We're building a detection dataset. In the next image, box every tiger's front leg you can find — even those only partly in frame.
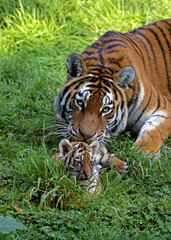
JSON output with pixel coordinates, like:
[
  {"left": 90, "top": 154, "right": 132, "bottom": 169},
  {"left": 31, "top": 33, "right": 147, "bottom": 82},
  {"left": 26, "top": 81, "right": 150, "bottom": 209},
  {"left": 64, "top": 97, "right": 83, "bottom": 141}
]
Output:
[
  {"left": 134, "top": 111, "right": 171, "bottom": 154},
  {"left": 96, "top": 153, "right": 128, "bottom": 174}
]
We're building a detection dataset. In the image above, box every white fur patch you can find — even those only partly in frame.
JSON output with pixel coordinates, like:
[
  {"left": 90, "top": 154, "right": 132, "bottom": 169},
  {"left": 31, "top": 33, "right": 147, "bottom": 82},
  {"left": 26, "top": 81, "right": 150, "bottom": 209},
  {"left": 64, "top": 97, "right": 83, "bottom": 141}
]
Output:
[
  {"left": 102, "top": 88, "right": 113, "bottom": 106},
  {"left": 78, "top": 83, "right": 91, "bottom": 96},
  {"left": 93, "top": 165, "right": 102, "bottom": 180},
  {"left": 128, "top": 83, "right": 145, "bottom": 127},
  {"left": 136, "top": 110, "right": 167, "bottom": 141}
]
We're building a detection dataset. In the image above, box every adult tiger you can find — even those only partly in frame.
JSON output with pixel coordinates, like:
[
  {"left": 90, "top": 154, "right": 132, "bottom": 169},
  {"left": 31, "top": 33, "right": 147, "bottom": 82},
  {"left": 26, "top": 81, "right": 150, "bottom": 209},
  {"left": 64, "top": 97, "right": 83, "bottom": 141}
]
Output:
[{"left": 55, "top": 19, "right": 171, "bottom": 155}]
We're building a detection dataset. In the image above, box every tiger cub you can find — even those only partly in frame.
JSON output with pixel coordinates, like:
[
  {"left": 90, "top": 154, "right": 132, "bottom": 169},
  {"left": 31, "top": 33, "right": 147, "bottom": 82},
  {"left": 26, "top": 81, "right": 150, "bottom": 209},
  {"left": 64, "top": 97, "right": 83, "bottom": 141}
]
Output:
[{"left": 57, "top": 139, "right": 128, "bottom": 194}]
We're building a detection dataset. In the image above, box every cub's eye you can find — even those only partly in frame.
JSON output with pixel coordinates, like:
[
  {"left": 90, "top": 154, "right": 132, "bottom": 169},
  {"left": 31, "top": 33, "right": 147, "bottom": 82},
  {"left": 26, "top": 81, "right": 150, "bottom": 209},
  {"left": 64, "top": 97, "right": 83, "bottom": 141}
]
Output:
[
  {"left": 76, "top": 99, "right": 84, "bottom": 106},
  {"left": 90, "top": 160, "right": 95, "bottom": 166},
  {"left": 102, "top": 107, "right": 110, "bottom": 113},
  {"left": 74, "top": 156, "right": 82, "bottom": 165},
  {"left": 75, "top": 158, "right": 82, "bottom": 165}
]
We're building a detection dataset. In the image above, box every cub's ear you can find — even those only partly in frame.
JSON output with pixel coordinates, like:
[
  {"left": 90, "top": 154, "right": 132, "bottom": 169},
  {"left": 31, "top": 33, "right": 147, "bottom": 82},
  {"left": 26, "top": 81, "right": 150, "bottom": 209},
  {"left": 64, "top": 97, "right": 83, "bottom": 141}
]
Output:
[
  {"left": 89, "top": 140, "right": 100, "bottom": 155},
  {"left": 66, "top": 53, "right": 87, "bottom": 80},
  {"left": 59, "top": 139, "right": 72, "bottom": 158},
  {"left": 114, "top": 66, "right": 135, "bottom": 90}
]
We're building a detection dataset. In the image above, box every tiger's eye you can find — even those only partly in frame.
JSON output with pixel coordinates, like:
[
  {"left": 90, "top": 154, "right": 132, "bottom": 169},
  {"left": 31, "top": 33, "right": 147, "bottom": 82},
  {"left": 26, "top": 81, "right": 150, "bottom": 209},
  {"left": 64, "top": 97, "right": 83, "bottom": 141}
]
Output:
[
  {"left": 77, "top": 100, "right": 84, "bottom": 106},
  {"left": 102, "top": 107, "right": 110, "bottom": 112}
]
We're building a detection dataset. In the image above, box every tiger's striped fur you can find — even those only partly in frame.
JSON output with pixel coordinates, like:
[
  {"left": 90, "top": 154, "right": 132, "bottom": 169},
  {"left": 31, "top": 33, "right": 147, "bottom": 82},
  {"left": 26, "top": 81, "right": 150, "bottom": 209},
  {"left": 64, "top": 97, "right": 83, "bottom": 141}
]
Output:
[
  {"left": 55, "top": 19, "right": 171, "bottom": 155},
  {"left": 57, "top": 139, "right": 127, "bottom": 194}
]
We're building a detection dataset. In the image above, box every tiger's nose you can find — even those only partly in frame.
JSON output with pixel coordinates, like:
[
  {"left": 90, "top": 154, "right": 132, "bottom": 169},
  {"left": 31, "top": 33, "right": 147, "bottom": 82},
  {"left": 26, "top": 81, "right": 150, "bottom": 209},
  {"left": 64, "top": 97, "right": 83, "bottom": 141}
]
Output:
[{"left": 79, "top": 128, "right": 94, "bottom": 140}]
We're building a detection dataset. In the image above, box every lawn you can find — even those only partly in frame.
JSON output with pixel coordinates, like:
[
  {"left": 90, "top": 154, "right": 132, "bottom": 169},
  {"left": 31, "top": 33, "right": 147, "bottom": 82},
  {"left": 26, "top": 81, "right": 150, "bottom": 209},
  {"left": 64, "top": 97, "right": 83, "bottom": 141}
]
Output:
[{"left": 0, "top": 0, "right": 171, "bottom": 239}]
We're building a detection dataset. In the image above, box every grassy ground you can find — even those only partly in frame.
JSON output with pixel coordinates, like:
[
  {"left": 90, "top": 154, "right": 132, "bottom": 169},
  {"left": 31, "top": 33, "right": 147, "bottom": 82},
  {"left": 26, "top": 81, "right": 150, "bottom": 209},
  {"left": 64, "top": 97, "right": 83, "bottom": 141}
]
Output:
[{"left": 0, "top": 0, "right": 171, "bottom": 239}]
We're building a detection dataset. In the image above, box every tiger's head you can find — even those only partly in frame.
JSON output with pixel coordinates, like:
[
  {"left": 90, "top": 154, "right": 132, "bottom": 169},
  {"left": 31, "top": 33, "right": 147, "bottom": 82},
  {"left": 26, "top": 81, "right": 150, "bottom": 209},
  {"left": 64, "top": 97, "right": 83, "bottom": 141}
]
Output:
[
  {"left": 55, "top": 53, "right": 135, "bottom": 143},
  {"left": 59, "top": 139, "right": 101, "bottom": 181}
]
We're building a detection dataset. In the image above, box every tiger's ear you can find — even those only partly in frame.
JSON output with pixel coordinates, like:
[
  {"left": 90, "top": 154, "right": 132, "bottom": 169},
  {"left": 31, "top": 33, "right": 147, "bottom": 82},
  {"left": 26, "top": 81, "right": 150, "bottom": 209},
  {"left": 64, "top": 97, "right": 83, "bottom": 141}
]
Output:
[
  {"left": 89, "top": 141, "right": 100, "bottom": 155},
  {"left": 66, "top": 53, "right": 87, "bottom": 80},
  {"left": 59, "top": 139, "right": 72, "bottom": 158},
  {"left": 114, "top": 66, "right": 135, "bottom": 90}
]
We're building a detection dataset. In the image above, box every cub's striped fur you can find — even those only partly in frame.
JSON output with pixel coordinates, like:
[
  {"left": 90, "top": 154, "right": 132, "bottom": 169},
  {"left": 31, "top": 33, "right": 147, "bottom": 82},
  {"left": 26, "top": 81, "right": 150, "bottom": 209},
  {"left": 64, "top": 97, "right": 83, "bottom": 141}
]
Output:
[
  {"left": 55, "top": 19, "right": 171, "bottom": 155},
  {"left": 57, "top": 139, "right": 127, "bottom": 194}
]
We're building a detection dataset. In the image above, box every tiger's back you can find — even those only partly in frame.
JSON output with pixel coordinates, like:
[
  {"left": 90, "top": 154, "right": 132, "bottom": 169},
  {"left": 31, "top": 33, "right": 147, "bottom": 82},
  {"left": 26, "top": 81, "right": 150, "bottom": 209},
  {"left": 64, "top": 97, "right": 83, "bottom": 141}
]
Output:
[
  {"left": 127, "top": 19, "right": 171, "bottom": 100},
  {"left": 82, "top": 19, "right": 171, "bottom": 100}
]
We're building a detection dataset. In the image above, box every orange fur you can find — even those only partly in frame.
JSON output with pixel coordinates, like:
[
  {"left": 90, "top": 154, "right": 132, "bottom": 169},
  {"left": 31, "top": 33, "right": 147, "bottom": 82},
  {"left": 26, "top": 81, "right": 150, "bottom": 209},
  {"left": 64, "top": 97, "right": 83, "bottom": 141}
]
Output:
[{"left": 55, "top": 19, "right": 171, "bottom": 155}]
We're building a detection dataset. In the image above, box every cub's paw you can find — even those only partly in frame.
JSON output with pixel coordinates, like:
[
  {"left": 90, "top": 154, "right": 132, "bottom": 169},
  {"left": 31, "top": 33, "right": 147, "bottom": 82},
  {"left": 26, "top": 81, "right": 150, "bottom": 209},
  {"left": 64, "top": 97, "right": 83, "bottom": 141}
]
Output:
[
  {"left": 111, "top": 155, "right": 128, "bottom": 174},
  {"left": 115, "top": 161, "right": 128, "bottom": 174},
  {"left": 120, "top": 161, "right": 128, "bottom": 174}
]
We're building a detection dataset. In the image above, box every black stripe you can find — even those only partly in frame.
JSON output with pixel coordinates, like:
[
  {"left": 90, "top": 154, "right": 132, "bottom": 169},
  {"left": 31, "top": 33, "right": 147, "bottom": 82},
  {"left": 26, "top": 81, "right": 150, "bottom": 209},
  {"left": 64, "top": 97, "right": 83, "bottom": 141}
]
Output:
[
  {"left": 102, "top": 74, "right": 113, "bottom": 79},
  {"left": 127, "top": 32, "right": 152, "bottom": 70},
  {"left": 98, "top": 49, "right": 104, "bottom": 65},
  {"left": 150, "top": 80, "right": 161, "bottom": 114},
  {"left": 106, "top": 49, "right": 120, "bottom": 54},
  {"left": 124, "top": 33, "right": 145, "bottom": 64},
  {"left": 108, "top": 119, "right": 117, "bottom": 128},
  {"left": 86, "top": 83, "right": 98, "bottom": 88},
  {"left": 105, "top": 43, "right": 127, "bottom": 50},
  {"left": 115, "top": 104, "right": 120, "bottom": 119},
  {"left": 107, "top": 115, "right": 115, "bottom": 121},
  {"left": 74, "top": 80, "right": 86, "bottom": 90},
  {"left": 83, "top": 50, "right": 95, "bottom": 55},
  {"left": 85, "top": 56, "right": 98, "bottom": 61},
  {"left": 154, "top": 22, "right": 171, "bottom": 52},
  {"left": 134, "top": 90, "right": 152, "bottom": 125},
  {"left": 150, "top": 114, "right": 168, "bottom": 119},
  {"left": 128, "top": 80, "right": 141, "bottom": 111},
  {"left": 111, "top": 119, "right": 122, "bottom": 134},
  {"left": 132, "top": 29, "right": 159, "bottom": 76},
  {"left": 61, "top": 106, "right": 67, "bottom": 119},
  {"left": 106, "top": 156, "right": 110, "bottom": 167},
  {"left": 153, "top": 23, "right": 171, "bottom": 92},
  {"left": 103, "top": 86, "right": 111, "bottom": 93},
  {"left": 89, "top": 78, "right": 99, "bottom": 83},
  {"left": 101, "top": 31, "right": 119, "bottom": 38},
  {"left": 112, "top": 88, "right": 118, "bottom": 101},
  {"left": 156, "top": 90, "right": 161, "bottom": 110},
  {"left": 127, "top": 89, "right": 135, "bottom": 108},
  {"left": 63, "top": 78, "right": 91, "bottom": 96},
  {"left": 121, "top": 100, "right": 124, "bottom": 110},
  {"left": 103, "top": 38, "right": 127, "bottom": 45},
  {"left": 86, "top": 64, "right": 115, "bottom": 72},
  {"left": 161, "top": 20, "right": 171, "bottom": 30},
  {"left": 108, "top": 57, "right": 123, "bottom": 68},
  {"left": 90, "top": 44, "right": 102, "bottom": 50},
  {"left": 61, "top": 92, "right": 71, "bottom": 118},
  {"left": 145, "top": 27, "right": 170, "bottom": 92},
  {"left": 62, "top": 85, "right": 72, "bottom": 100},
  {"left": 99, "top": 153, "right": 104, "bottom": 164},
  {"left": 63, "top": 92, "right": 71, "bottom": 106},
  {"left": 103, "top": 79, "right": 113, "bottom": 88},
  {"left": 80, "top": 89, "right": 93, "bottom": 96}
]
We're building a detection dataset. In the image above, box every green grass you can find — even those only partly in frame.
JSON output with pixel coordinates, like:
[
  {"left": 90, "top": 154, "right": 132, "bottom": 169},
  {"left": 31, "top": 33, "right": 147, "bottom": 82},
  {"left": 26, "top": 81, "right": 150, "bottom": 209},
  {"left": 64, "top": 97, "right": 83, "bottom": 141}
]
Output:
[{"left": 0, "top": 0, "right": 171, "bottom": 239}]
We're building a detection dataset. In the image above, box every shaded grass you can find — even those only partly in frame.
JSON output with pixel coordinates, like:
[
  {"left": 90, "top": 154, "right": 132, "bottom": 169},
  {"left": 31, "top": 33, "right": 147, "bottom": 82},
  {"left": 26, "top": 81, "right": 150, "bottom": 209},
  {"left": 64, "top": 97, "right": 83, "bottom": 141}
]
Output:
[{"left": 0, "top": 0, "right": 171, "bottom": 239}]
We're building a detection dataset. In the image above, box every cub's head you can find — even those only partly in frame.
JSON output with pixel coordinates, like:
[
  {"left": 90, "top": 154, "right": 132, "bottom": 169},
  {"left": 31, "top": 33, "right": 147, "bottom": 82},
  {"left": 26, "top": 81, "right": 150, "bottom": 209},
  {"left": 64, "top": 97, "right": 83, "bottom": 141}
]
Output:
[
  {"left": 59, "top": 139, "right": 101, "bottom": 180},
  {"left": 55, "top": 53, "right": 135, "bottom": 142}
]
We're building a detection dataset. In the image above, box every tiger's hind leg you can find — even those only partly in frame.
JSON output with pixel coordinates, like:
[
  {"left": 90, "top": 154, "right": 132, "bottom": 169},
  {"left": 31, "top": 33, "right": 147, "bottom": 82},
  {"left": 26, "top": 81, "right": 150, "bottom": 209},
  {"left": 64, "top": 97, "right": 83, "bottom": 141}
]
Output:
[{"left": 134, "top": 110, "right": 171, "bottom": 154}]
